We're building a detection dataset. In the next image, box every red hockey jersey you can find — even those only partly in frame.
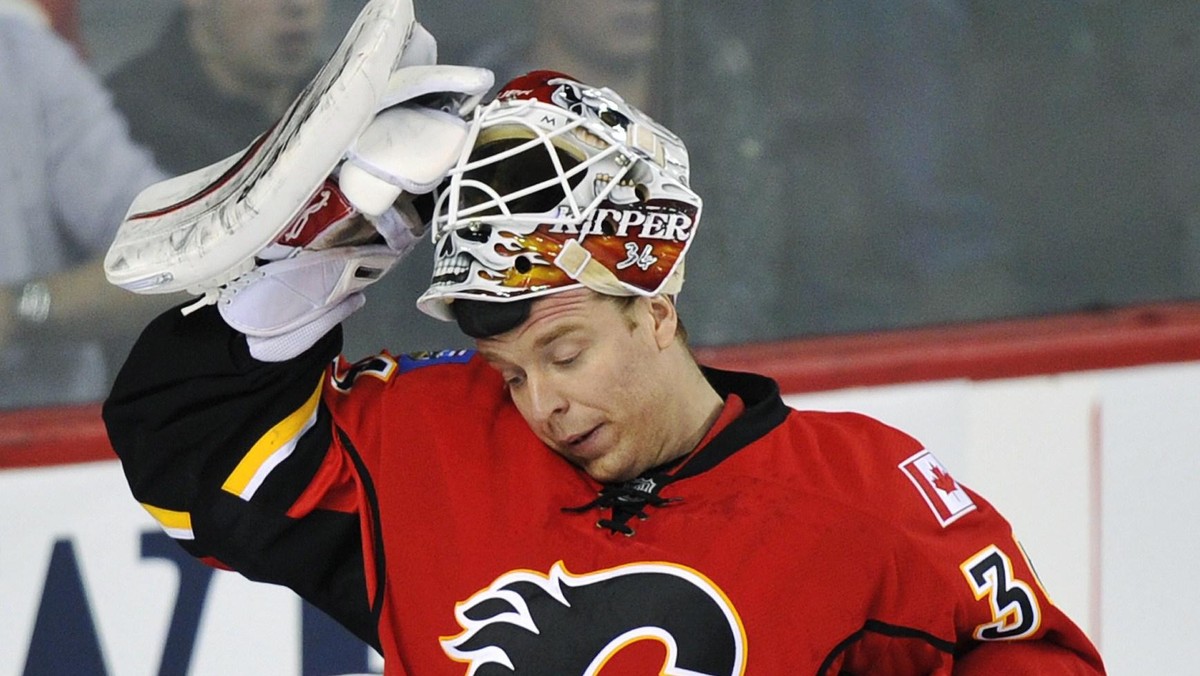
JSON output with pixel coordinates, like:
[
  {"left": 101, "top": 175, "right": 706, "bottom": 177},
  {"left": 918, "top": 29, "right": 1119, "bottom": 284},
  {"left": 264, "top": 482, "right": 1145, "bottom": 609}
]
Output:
[{"left": 103, "top": 306, "right": 1104, "bottom": 674}]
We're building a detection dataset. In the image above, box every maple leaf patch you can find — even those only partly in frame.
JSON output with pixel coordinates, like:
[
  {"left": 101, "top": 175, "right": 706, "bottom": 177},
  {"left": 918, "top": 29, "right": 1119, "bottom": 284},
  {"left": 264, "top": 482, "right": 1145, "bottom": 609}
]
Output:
[
  {"left": 899, "top": 450, "right": 976, "bottom": 527},
  {"left": 931, "top": 466, "right": 958, "bottom": 494}
]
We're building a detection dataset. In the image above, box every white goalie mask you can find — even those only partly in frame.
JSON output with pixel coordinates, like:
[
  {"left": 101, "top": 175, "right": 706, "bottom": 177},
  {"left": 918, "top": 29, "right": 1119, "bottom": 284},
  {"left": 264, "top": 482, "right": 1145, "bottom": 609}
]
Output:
[{"left": 416, "top": 70, "right": 703, "bottom": 325}]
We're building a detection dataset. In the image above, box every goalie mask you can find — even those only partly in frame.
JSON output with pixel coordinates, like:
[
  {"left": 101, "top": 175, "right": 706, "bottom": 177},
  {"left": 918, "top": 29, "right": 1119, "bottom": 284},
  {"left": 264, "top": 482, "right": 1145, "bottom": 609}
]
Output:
[{"left": 416, "top": 70, "right": 702, "bottom": 335}]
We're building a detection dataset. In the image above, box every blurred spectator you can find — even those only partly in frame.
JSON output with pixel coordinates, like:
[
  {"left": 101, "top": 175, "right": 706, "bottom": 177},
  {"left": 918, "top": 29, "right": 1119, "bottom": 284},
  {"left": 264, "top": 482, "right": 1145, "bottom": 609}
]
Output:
[
  {"left": 453, "top": 0, "right": 799, "bottom": 344},
  {"left": 101, "top": 0, "right": 475, "bottom": 360},
  {"left": 451, "top": 1, "right": 1028, "bottom": 342},
  {"left": 465, "top": 0, "right": 662, "bottom": 111},
  {"left": 101, "top": 0, "right": 468, "bottom": 359},
  {"left": 105, "top": 0, "right": 329, "bottom": 175},
  {"left": 0, "top": 0, "right": 174, "bottom": 409},
  {"left": 100, "top": 0, "right": 477, "bottom": 361}
]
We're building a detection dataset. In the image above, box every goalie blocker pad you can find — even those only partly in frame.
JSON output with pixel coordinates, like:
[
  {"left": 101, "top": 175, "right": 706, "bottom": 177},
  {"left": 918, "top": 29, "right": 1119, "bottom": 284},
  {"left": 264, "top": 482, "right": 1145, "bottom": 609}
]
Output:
[{"left": 103, "top": 0, "right": 416, "bottom": 295}]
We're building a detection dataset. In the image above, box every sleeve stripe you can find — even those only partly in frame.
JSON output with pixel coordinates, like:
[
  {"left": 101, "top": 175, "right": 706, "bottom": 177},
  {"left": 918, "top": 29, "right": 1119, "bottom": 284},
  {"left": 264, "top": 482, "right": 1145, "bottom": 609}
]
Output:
[
  {"left": 222, "top": 380, "right": 323, "bottom": 501},
  {"left": 141, "top": 503, "right": 195, "bottom": 540}
]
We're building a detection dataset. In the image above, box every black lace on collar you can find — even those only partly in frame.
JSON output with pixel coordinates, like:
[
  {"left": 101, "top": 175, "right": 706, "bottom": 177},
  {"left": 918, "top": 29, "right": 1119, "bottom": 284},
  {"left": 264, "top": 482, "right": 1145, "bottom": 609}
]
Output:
[
  {"left": 563, "top": 367, "right": 790, "bottom": 536},
  {"left": 563, "top": 473, "right": 683, "bottom": 536}
]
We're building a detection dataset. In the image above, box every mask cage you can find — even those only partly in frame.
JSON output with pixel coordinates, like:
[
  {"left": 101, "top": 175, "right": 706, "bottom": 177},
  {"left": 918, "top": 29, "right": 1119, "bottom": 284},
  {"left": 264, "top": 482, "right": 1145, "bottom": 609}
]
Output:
[{"left": 431, "top": 99, "right": 638, "bottom": 244}]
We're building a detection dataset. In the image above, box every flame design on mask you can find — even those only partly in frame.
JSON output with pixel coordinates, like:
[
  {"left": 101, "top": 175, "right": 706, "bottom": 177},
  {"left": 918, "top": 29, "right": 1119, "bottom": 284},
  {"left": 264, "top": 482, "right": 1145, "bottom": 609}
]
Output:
[
  {"left": 477, "top": 230, "right": 570, "bottom": 291},
  {"left": 477, "top": 217, "right": 688, "bottom": 293}
]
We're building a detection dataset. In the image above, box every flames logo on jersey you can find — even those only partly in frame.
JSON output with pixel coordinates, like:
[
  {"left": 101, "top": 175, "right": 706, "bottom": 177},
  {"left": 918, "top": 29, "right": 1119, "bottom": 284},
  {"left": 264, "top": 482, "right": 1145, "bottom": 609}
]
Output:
[{"left": 441, "top": 561, "right": 746, "bottom": 675}]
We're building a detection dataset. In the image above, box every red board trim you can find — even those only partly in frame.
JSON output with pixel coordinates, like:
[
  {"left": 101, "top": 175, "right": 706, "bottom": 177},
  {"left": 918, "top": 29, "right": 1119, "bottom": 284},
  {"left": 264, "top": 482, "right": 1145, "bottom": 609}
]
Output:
[
  {"left": 5, "top": 301, "right": 1200, "bottom": 469},
  {"left": 0, "top": 404, "right": 113, "bottom": 469},
  {"left": 694, "top": 301, "right": 1200, "bottom": 393}
]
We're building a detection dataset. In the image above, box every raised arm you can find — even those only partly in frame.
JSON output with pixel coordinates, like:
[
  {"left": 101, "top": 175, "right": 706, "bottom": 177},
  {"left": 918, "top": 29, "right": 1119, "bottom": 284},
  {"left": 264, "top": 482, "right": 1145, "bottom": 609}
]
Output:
[
  {"left": 102, "top": 302, "right": 385, "bottom": 644},
  {"left": 99, "top": 0, "right": 493, "bottom": 647}
]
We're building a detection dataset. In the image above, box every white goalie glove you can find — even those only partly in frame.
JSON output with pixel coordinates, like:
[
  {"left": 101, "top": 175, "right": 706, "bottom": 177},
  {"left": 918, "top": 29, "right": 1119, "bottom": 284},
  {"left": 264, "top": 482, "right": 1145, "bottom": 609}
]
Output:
[{"left": 103, "top": 0, "right": 493, "bottom": 361}]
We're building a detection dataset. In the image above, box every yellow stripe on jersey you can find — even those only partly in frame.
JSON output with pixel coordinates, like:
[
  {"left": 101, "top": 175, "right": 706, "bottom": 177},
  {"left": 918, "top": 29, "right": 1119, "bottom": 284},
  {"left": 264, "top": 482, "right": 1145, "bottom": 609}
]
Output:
[
  {"left": 141, "top": 503, "right": 194, "bottom": 540},
  {"left": 222, "top": 379, "right": 323, "bottom": 501}
]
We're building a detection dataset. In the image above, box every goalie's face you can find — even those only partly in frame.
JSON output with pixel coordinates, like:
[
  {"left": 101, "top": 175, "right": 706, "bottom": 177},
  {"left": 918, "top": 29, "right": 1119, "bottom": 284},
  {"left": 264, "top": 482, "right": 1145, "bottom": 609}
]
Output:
[
  {"left": 187, "top": 0, "right": 327, "bottom": 83},
  {"left": 539, "top": 0, "right": 662, "bottom": 68},
  {"left": 476, "top": 289, "right": 684, "bottom": 483}
]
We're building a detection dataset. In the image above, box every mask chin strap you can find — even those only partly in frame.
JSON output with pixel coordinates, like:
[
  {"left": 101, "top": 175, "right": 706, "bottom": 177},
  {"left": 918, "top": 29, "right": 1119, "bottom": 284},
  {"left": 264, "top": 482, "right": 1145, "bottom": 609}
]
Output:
[{"left": 554, "top": 238, "right": 684, "bottom": 298}]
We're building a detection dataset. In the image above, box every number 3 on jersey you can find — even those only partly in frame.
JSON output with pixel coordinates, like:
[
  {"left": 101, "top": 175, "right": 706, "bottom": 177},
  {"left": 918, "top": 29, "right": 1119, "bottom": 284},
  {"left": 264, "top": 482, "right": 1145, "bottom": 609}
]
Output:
[{"left": 960, "top": 545, "right": 1042, "bottom": 640}]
